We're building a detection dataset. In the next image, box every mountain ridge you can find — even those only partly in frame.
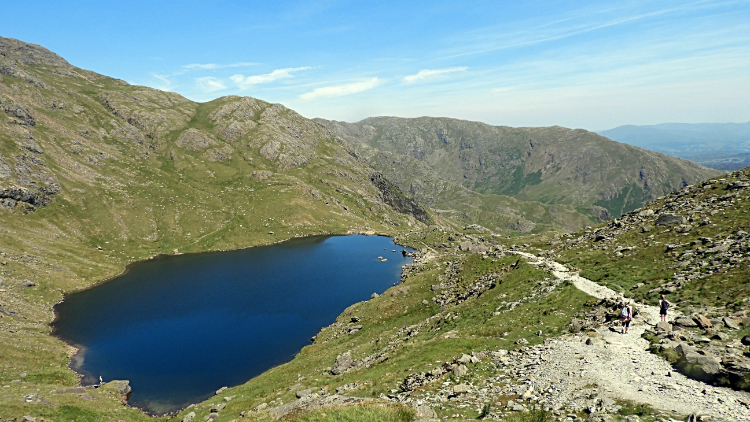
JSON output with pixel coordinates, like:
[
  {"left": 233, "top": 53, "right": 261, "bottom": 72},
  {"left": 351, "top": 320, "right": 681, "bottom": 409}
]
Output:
[{"left": 317, "top": 116, "right": 721, "bottom": 227}]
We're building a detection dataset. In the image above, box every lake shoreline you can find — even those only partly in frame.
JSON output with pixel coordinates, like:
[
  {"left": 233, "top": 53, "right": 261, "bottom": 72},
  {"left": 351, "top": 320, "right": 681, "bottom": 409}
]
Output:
[{"left": 50, "top": 231, "right": 416, "bottom": 415}]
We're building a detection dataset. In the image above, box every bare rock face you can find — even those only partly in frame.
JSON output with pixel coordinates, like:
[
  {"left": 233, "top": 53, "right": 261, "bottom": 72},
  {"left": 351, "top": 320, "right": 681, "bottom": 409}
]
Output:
[
  {"left": 369, "top": 173, "right": 429, "bottom": 223},
  {"left": 176, "top": 128, "right": 217, "bottom": 151},
  {"left": 0, "top": 37, "right": 71, "bottom": 67}
]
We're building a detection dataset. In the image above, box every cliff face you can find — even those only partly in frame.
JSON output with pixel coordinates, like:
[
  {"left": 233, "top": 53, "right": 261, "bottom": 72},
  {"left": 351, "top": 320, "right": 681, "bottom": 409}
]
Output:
[{"left": 370, "top": 173, "right": 429, "bottom": 223}]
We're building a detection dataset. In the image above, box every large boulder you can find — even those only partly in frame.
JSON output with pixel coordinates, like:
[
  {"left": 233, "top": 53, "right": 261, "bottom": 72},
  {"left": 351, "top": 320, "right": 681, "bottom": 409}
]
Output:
[
  {"left": 331, "top": 352, "right": 353, "bottom": 375},
  {"left": 102, "top": 380, "right": 132, "bottom": 399},
  {"left": 723, "top": 316, "right": 740, "bottom": 330},
  {"left": 414, "top": 404, "right": 438, "bottom": 420},
  {"left": 692, "top": 314, "right": 713, "bottom": 329},
  {"left": 655, "top": 321, "right": 672, "bottom": 332},
  {"left": 683, "top": 352, "right": 722, "bottom": 376},
  {"left": 674, "top": 317, "right": 698, "bottom": 328},
  {"left": 655, "top": 213, "right": 686, "bottom": 226}
]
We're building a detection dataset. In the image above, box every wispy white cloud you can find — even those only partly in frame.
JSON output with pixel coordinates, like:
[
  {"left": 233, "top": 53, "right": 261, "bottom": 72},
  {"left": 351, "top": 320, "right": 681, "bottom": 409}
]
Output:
[
  {"left": 231, "top": 67, "right": 311, "bottom": 89},
  {"left": 439, "top": 1, "right": 722, "bottom": 60},
  {"left": 183, "top": 62, "right": 258, "bottom": 70},
  {"left": 300, "top": 78, "right": 381, "bottom": 100},
  {"left": 403, "top": 67, "right": 467, "bottom": 84},
  {"left": 151, "top": 74, "right": 174, "bottom": 91},
  {"left": 196, "top": 77, "right": 226, "bottom": 92}
]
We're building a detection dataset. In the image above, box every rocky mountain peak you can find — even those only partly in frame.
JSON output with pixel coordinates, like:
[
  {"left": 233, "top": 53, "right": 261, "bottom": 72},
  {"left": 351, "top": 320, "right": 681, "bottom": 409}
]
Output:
[{"left": 0, "top": 36, "right": 71, "bottom": 68}]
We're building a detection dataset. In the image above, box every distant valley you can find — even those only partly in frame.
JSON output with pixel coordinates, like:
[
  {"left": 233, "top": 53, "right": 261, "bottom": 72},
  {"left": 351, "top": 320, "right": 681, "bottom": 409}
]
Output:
[{"left": 598, "top": 122, "right": 750, "bottom": 171}]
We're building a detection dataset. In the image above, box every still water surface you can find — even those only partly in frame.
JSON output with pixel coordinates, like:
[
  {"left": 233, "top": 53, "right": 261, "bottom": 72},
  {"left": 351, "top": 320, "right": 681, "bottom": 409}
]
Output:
[{"left": 52, "top": 235, "right": 413, "bottom": 414}]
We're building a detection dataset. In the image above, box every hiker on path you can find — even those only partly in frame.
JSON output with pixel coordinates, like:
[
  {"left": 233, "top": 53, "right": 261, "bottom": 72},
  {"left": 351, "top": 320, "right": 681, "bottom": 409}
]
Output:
[
  {"left": 658, "top": 294, "right": 670, "bottom": 322},
  {"left": 619, "top": 301, "right": 633, "bottom": 334}
]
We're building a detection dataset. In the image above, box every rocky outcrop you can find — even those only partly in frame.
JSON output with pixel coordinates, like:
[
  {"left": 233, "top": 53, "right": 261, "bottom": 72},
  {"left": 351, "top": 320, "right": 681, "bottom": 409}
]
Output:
[
  {"left": 370, "top": 173, "right": 429, "bottom": 223},
  {"left": 0, "top": 183, "right": 59, "bottom": 209}
]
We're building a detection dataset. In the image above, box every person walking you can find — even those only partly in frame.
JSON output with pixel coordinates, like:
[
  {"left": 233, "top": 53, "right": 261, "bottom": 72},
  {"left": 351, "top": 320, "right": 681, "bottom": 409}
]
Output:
[
  {"left": 619, "top": 301, "right": 633, "bottom": 334},
  {"left": 658, "top": 294, "right": 670, "bottom": 322}
]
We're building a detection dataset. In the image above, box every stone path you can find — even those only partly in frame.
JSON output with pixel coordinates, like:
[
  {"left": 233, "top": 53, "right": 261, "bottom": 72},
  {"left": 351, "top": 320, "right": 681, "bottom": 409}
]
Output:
[{"left": 511, "top": 251, "right": 750, "bottom": 421}]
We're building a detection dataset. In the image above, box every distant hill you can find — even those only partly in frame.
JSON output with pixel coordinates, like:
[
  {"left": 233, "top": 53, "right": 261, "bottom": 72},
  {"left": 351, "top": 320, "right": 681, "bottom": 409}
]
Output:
[
  {"left": 317, "top": 117, "right": 721, "bottom": 227},
  {"left": 597, "top": 122, "right": 750, "bottom": 170}
]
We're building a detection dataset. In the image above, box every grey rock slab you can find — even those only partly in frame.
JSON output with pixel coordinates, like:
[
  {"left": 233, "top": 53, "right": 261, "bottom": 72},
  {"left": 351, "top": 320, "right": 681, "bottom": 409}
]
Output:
[
  {"left": 655, "top": 214, "right": 686, "bottom": 226},
  {"left": 723, "top": 316, "right": 740, "bottom": 330},
  {"left": 296, "top": 388, "right": 315, "bottom": 399},
  {"left": 103, "top": 380, "right": 131, "bottom": 395},
  {"left": 656, "top": 321, "right": 673, "bottom": 332}
]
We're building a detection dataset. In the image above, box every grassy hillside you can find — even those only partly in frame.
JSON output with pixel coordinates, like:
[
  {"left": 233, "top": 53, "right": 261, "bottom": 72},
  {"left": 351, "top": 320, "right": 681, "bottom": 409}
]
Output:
[
  {"left": 0, "top": 37, "right": 428, "bottom": 421},
  {"left": 317, "top": 117, "right": 722, "bottom": 225}
]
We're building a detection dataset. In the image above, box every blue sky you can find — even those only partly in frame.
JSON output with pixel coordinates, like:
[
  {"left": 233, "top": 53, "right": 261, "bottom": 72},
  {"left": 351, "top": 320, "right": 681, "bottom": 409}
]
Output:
[{"left": 4, "top": 0, "right": 749, "bottom": 129}]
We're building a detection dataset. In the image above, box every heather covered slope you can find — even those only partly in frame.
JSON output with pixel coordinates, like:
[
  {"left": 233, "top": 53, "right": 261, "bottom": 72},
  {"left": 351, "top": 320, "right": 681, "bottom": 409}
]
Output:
[{"left": 317, "top": 117, "right": 721, "bottom": 225}]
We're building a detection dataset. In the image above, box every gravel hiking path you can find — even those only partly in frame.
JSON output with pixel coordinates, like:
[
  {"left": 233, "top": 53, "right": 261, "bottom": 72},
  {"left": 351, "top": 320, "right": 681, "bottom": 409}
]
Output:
[{"left": 511, "top": 252, "right": 750, "bottom": 421}]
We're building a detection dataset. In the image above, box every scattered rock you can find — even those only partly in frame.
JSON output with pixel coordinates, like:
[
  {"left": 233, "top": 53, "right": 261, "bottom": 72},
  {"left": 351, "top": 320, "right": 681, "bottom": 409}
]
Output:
[
  {"left": 182, "top": 411, "right": 196, "bottom": 422},
  {"left": 452, "top": 384, "right": 470, "bottom": 395},
  {"left": 585, "top": 413, "right": 615, "bottom": 422}
]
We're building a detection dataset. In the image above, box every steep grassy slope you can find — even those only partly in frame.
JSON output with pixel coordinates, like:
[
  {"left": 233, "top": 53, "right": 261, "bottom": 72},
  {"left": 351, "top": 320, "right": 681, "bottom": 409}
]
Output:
[
  {"left": 0, "top": 37, "right": 427, "bottom": 421},
  {"left": 317, "top": 117, "right": 721, "bottom": 225},
  {"left": 167, "top": 228, "right": 595, "bottom": 422}
]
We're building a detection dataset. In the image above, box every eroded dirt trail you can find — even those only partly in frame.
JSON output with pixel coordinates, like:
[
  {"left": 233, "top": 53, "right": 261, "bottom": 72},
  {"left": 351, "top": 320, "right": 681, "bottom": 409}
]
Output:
[{"left": 513, "top": 252, "right": 750, "bottom": 421}]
